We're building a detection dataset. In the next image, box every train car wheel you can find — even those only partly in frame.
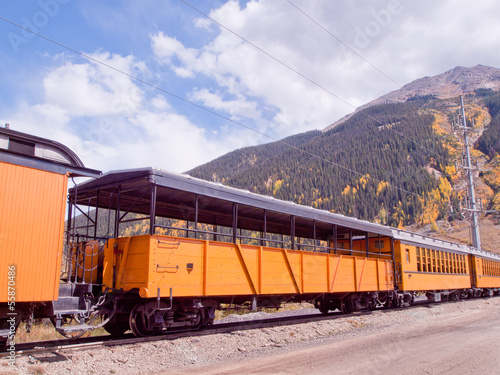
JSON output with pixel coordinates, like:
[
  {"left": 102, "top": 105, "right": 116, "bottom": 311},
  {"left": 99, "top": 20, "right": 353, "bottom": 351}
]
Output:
[
  {"left": 192, "top": 309, "right": 206, "bottom": 330},
  {"left": 341, "top": 295, "right": 355, "bottom": 314},
  {"left": 318, "top": 301, "right": 330, "bottom": 315},
  {"left": 129, "top": 303, "right": 161, "bottom": 337},
  {"left": 104, "top": 319, "right": 129, "bottom": 336}
]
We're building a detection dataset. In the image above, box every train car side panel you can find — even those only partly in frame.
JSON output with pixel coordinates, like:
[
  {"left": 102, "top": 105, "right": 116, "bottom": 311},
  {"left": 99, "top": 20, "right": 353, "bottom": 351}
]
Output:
[
  {"left": 107, "top": 235, "right": 394, "bottom": 299},
  {"left": 0, "top": 161, "right": 67, "bottom": 303},
  {"left": 103, "top": 236, "right": 151, "bottom": 292},
  {"left": 302, "top": 252, "right": 328, "bottom": 293},
  {"left": 397, "top": 243, "right": 471, "bottom": 291},
  {"left": 474, "top": 256, "right": 500, "bottom": 288},
  {"left": 205, "top": 241, "right": 258, "bottom": 296}
]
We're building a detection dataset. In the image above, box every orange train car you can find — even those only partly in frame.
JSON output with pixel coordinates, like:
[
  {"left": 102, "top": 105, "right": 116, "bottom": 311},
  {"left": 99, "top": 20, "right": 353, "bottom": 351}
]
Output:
[
  {"left": 103, "top": 234, "right": 394, "bottom": 335},
  {"left": 0, "top": 127, "right": 99, "bottom": 341},
  {"left": 1, "top": 130, "right": 500, "bottom": 342},
  {"left": 471, "top": 253, "right": 500, "bottom": 291},
  {"left": 69, "top": 168, "right": 398, "bottom": 336}
]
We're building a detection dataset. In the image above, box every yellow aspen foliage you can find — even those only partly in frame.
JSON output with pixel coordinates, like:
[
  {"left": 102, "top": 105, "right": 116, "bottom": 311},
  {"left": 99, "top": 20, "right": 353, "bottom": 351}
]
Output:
[
  {"left": 444, "top": 164, "right": 456, "bottom": 177},
  {"left": 430, "top": 110, "right": 449, "bottom": 135},
  {"left": 273, "top": 179, "right": 283, "bottom": 194},
  {"left": 438, "top": 177, "right": 452, "bottom": 200},
  {"left": 342, "top": 185, "right": 351, "bottom": 196},
  {"left": 483, "top": 155, "right": 500, "bottom": 190},
  {"left": 376, "top": 180, "right": 389, "bottom": 195},
  {"left": 392, "top": 201, "right": 406, "bottom": 229},
  {"left": 492, "top": 193, "right": 500, "bottom": 212},
  {"left": 359, "top": 174, "right": 370, "bottom": 189}
]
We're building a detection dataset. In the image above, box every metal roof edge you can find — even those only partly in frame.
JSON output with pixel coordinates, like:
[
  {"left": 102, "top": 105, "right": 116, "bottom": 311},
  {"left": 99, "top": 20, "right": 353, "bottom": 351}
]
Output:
[{"left": 0, "top": 150, "right": 101, "bottom": 177}]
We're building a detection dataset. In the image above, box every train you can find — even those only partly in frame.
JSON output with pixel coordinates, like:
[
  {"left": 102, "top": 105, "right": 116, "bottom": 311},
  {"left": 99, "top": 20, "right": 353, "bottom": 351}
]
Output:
[{"left": 1, "top": 126, "right": 499, "bottom": 343}]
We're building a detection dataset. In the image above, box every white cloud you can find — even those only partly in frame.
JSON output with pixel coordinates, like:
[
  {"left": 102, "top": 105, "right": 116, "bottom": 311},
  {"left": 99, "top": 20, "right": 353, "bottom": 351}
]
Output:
[
  {"left": 150, "top": 0, "right": 500, "bottom": 136},
  {"left": 43, "top": 52, "right": 144, "bottom": 117},
  {"left": 189, "top": 88, "right": 261, "bottom": 120},
  {"left": 7, "top": 52, "right": 253, "bottom": 173},
  {"left": 5, "top": 0, "right": 500, "bottom": 175}
]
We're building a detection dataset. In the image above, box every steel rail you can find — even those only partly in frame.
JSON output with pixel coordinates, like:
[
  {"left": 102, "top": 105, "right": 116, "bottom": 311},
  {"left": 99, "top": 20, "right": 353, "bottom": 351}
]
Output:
[{"left": 3, "top": 298, "right": 487, "bottom": 357}]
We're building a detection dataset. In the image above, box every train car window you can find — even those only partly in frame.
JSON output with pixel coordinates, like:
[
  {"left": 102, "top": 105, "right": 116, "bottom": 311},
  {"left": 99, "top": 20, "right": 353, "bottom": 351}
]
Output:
[
  {"left": 8, "top": 137, "right": 35, "bottom": 155},
  {"left": 437, "top": 251, "right": 441, "bottom": 273},
  {"left": 416, "top": 247, "right": 421, "bottom": 271},
  {"left": 427, "top": 249, "right": 431, "bottom": 273},
  {"left": 405, "top": 248, "right": 410, "bottom": 263},
  {"left": 422, "top": 249, "right": 427, "bottom": 272},
  {"left": 431, "top": 250, "right": 436, "bottom": 273}
]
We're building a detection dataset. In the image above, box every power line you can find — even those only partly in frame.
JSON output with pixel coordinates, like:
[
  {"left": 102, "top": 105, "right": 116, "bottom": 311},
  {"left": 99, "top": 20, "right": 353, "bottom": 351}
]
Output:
[
  {"left": 178, "top": 0, "right": 442, "bottom": 159},
  {"left": 0, "top": 15, "right": 441, "bottom": 205},
  {"left": 283, "top": 0, "right": 443, "bottom": 157},
  {"left": 314, "top": 0, "right": 400, "bottom": 63},
  {"left": 285, "top": 0, "right": 401, "bottom": 87}
]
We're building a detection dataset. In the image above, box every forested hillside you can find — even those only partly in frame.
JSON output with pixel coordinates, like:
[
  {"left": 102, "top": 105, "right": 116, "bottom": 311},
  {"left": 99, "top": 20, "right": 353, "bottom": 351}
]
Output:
[
  {"left": 189, "top": 98, "right": 457, "bottom": 228},
  {"left": 476, "top": 89, "right": 500, "bottom": 213},
  {"left": 72, "top": 92, "right": 500, "bottom": 250}
]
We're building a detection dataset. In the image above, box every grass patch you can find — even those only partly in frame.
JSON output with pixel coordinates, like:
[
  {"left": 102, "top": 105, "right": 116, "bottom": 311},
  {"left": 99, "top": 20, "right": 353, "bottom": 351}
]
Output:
[
  {"left": 15, "top": 318, "right": 109, "bottom": 343},
  {"left": 215, "top": 302, "right": 314, "bottom": 320}
]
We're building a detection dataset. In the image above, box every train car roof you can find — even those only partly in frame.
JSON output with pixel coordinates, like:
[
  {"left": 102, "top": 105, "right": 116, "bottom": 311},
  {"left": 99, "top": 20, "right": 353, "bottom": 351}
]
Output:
[
  {"left": 0, "top": 127, "right": 100, "bottom": 177},
  {"left": 71, "top": 167, "right": 500, "bottom": 261}
]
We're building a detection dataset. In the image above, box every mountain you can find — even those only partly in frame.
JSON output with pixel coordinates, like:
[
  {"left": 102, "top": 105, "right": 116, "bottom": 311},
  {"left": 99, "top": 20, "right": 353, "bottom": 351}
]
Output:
[
  {"left": 187, "top": 65, "right": 500, "bottom": 251},
  {"left": 324, "top": 65, "right": 500, "bottom": 132}
]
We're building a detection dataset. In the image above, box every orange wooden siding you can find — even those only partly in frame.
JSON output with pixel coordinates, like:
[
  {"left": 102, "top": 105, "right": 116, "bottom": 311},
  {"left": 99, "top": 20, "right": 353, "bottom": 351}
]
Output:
[
  {"left": 474, "top": 257, "right": 500, "bottom": 288},
  {"left": 0, "top": 161, "right": 67, "bottom": 302},
  {"left": 103, "top": 234, "right": 394, "bottom": 299},
  {"left": 397, "top": 243, "right": 471, "bottom": 291}
]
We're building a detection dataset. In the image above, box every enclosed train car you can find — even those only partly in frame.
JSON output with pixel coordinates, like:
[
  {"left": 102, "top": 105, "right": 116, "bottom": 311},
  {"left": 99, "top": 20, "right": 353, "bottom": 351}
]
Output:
[{"left": 0, "top": 127, "right": 100, "bottom": 342}]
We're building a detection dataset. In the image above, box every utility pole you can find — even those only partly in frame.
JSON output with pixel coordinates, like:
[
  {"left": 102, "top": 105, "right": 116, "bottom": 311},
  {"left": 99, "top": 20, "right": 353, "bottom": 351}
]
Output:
[{"left": 454, "top": 96, "right": 481, "bottom": 249}]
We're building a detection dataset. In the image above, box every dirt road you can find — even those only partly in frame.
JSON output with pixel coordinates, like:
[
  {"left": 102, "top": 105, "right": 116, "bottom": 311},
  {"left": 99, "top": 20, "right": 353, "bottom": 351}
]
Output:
[{"left": 168, "top": 304, "right": 500, "bottom": 375}]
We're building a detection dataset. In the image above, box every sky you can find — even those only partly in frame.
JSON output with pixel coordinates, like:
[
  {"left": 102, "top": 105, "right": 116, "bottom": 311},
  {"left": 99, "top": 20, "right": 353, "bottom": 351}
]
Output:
[{"left": 1, "top": 0, "right": 500, "bottom": 174}]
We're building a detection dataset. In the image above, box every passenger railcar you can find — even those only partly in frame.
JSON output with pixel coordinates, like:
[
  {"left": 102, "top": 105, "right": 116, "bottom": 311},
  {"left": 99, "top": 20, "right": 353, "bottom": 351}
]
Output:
[
  {"left": 0, "top": 127, "right": 99, "bottom": 342},
  {"left": 1, "top": 129, "right": 499, "bottom": 344}
]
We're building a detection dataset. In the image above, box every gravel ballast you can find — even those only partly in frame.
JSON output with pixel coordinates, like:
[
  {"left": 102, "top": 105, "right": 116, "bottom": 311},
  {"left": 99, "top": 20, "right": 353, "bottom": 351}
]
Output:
[{"left": 3, "top": 298, "right": 499, "bottom": 375}]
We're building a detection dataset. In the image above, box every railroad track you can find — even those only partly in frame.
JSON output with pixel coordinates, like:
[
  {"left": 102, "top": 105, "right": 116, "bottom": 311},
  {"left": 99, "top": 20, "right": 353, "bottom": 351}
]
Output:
[
  {"left": 0, "top": 299, "right": 454, "bottom": 357},
  {"left": 1, "top": 308, "right": 369, "bottom": 356}
]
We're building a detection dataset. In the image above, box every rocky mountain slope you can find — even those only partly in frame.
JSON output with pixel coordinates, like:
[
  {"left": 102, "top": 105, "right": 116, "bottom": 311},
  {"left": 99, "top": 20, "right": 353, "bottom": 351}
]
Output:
[{"left": 324, "top": 65, "right": 500, "bottom": 132}]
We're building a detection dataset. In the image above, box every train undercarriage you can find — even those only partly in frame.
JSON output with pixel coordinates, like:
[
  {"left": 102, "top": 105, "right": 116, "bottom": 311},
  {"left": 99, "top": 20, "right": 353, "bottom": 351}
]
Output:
[{"left": 2, "top": 284, "right": 499, "bottom": 344}]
